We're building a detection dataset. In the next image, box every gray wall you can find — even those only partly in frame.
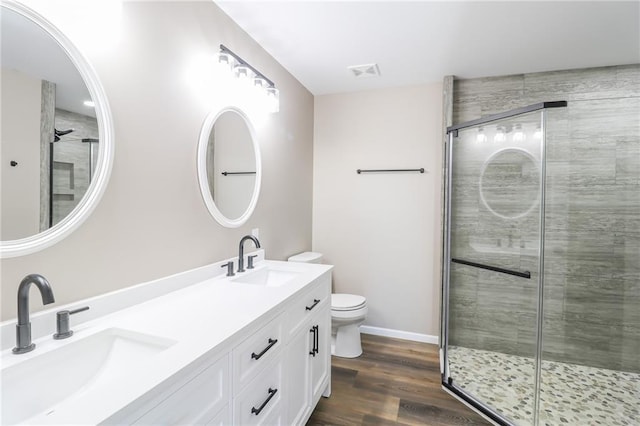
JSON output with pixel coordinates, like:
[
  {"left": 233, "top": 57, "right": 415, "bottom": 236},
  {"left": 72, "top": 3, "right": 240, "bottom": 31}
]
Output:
[
  {"left": 449, "top": 64, "right": 640, "bottom": 372},
  {"left": 313, "top": 83, "right": 444, "bottom": 337},
  {"left": 0, "top": 68, "right": 41, "bottom": 240},
  {"left": 1, "top": 1, "right": 314, "bottom": 320}
]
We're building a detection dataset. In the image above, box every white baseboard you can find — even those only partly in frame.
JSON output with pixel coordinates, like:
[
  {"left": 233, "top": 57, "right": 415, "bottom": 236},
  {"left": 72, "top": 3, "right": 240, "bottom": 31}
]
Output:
[{"left": 360, "top": 325, "right": 439, "bottom": 345}]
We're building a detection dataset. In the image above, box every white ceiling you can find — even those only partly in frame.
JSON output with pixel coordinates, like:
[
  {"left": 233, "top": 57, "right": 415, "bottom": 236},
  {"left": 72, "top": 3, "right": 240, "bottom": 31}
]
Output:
[{"left": 216, "top": 1, "right": 640, "bottom": 95}]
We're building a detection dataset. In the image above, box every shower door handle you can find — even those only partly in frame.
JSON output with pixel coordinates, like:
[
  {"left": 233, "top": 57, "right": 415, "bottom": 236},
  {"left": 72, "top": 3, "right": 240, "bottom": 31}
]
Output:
[{"left": 451, "top": 258, "right": 531, "bottom": 279}]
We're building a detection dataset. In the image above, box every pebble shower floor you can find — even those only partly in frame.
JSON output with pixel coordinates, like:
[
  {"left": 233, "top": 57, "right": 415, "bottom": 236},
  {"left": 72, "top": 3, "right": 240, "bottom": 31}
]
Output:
[{"left": 448, "top": 346, "right": 640, "bottom": 426}]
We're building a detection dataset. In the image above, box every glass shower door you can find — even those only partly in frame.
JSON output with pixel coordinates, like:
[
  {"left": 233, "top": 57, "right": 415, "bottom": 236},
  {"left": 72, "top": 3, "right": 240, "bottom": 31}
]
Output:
[
  {"left": 444, "top": 110, "right": 546, "bottom": 425},
  {"left": 539, "top": 98, "right": 640, "bottom": 425}
]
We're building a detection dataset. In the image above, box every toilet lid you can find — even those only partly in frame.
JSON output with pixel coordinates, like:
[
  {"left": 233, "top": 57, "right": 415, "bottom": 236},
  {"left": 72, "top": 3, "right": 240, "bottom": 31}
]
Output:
[
  {"left": 332, "top": 293, "right": 366, "bottom": 311},
  {"left": 287, "top": 252, "right": 322, "bottom": 263}
]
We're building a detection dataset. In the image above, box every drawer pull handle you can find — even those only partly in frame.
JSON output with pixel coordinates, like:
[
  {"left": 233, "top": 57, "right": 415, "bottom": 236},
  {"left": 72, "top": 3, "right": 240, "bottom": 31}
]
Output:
[
  {"left": 305, "top": 299, "right": 321, "bottom": 311},
  {"left": 251, "top": 338, "right": 278, "bottom": 360},
  {"left": 251, "top": 387, "right": 278, "bottom": 416}
]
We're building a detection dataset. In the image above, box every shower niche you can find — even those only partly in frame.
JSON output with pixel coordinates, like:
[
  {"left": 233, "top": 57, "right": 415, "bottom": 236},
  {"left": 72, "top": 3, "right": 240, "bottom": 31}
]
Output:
[{"left": 441, "top": 101, "right": 640, "bottom": 426}]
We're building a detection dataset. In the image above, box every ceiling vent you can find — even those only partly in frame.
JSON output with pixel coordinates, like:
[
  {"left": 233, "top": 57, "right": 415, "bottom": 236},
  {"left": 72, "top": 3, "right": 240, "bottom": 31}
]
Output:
[{"left": 347, "top": 63, "right": 380, "bottom": 78}]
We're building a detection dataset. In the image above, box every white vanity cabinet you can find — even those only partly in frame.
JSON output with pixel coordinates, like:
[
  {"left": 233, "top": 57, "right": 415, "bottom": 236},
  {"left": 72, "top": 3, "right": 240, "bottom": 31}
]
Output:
[
  {"left": 285, "top": 275, "right": 332, "bottom": 425},
  {"left": 103, "top": 266, "right": 331, "bottom": 426}
]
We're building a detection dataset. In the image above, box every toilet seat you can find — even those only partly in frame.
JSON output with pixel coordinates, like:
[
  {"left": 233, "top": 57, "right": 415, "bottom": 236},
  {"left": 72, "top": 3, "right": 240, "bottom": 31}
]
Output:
[{"left": 331, "top": 294, "right": 366, "bottom": 311}]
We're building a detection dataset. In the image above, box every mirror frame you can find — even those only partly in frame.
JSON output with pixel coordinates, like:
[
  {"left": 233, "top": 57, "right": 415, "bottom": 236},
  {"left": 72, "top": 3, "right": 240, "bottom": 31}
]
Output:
[
  {"left": 0, "top": 0, "right": 114, "bottom": 258},
  {"left": 196, "top": 106, "right": 261, "bottom": 228}
]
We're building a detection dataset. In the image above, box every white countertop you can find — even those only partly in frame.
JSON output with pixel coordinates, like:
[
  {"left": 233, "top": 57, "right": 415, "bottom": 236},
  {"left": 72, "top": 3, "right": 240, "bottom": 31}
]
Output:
[{"left": 0, "top": 256, "right": 332, "bottom": 425}]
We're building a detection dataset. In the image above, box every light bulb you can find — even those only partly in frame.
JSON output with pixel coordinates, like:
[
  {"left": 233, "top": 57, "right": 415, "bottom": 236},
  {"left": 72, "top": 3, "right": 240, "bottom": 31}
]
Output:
[
  {"left": 254, "top": 76, "right": 268, "bottom": 89},
  {"left": 494, "top": 126, "right": 506, "bottom": 143},
  {"left": 476, "top": 127, "right": 487, "bottom": 143},
  {"left": 234, "top": 65, "right": 253, "bottom": 81},
  {"left": 265, "top": 87, "right": 279, "bottom": 113},
  {"left": 512, "top": 124, "right": 525, "bottom": 142},
  {"left": 533, "top": 126, "right": 542, "bottom": 140},
  {"left": 217, "top": 51, "right": 235, "bottom": 70}
]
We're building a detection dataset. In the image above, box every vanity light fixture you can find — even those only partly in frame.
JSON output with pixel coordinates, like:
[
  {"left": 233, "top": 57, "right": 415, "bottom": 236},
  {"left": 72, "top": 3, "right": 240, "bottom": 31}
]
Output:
[{"left": 218, "top": 44, "right": 279, "bottom": 113}]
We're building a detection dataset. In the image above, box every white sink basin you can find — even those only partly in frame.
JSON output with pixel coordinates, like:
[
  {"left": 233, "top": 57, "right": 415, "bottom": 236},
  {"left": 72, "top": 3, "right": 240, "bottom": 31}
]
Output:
[
  {"left": 232, "top": 266, "right": 302, "bottom": 287},
  {"left": 1, "top": 327, "right": 176, "bottom": 425}
]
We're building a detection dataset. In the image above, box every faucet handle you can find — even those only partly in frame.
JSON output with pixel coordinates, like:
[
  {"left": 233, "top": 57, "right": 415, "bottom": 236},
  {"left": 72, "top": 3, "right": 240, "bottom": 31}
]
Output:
[
  {"left": 222, "top": 261, "right": 235, "bottom": 277},
  {"left": 247, "top": 254, "right": 258, "bottom": 269},
  {"left": 53, "top": 306, "right": 89, "bottom": 340}
]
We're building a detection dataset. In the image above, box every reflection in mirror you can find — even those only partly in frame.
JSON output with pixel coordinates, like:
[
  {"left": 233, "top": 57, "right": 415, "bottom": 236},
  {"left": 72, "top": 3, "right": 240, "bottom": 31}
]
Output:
[
  {"left": 206, "top": 111, "right": 256, "bottom": 219},
  {"left": 197, "top": 107, "right": 261, "bottom": 228},
  {"left": 0, "top": 2, "right": 113, "bottom": 257},
  {"left": 479, "top": 148, "right": 539, "bottom": 219}
]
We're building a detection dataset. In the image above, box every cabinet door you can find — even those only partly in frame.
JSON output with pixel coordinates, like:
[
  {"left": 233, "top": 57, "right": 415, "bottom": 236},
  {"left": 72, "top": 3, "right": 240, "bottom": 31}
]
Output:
[
  {"left": 133, "top": 355, "right": 229, "bottom": 425},
  {"left": 310, "top": 305, "right": 330, "bottom": 402},
  {"left": 286, "top": 325, "right": 312, "bottom": 425},
  {"left": 205, "top": 405, "right": 230, "bottom": 425}
]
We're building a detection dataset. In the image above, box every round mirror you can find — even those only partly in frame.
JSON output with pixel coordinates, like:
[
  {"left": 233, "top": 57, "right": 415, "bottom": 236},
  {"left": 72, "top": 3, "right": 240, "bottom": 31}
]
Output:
[
  {"left": 197, "top": 107, "right": 261, "bottom": 228},
  {"left": 0, "top": 1, "right": 114, "bottom": 258},
  {"left": 479, "top": 148, "right": 539, "bottom": 219}
]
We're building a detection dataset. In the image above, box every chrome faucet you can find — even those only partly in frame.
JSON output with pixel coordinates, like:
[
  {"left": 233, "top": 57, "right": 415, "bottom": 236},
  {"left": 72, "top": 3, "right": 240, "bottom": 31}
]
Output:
[
  {"left": 238, "top": 235, "right": 261, "bottom": 273},
  {"left": 13, "top": 274, "right": 55, "bottom": 354}
]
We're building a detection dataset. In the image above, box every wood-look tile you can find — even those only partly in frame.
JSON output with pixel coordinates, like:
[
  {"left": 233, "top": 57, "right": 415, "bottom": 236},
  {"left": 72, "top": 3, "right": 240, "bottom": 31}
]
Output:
[
  {"left": 361, "top": 414, "right": 408, "bottom": 426},
  {"left": 307, "top": 334, "right": 490, "bottom": 426},
  {"left": 397, "top": 398, "right": 488, "bottom": 426}
]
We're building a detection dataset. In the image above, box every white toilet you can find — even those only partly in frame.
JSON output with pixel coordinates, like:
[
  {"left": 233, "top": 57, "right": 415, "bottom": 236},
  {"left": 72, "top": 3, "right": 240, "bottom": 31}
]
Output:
[{"left": 287, "top": 252, "right": 368, "bottom": 358}]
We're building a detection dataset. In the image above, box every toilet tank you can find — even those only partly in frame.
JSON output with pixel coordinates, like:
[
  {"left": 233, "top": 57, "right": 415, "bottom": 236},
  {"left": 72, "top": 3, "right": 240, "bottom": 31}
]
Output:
[{"left": 287, "top": 252, "right": 323, "bottom": 264}]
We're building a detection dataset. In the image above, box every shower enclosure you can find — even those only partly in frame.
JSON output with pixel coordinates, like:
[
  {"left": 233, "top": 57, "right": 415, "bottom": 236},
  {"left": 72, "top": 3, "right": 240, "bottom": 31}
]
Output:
[
  {"left": 46, "top": 108, "right": 100, "bottom": 229},
  {"left": 440, "top": 101, "right": 639, "bottom": 425},
  {"left": 49, "top": 135, "right": 99, "bottom": 227}
]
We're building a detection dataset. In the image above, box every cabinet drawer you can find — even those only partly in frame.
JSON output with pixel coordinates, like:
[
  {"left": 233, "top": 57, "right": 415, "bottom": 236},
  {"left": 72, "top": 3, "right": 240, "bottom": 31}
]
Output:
[
  {"left": 133, "top": 354, "right": 229, "bottom": 425},
  {"left": 233, "top": 358, "right": 283, "bottom": 426},
  {"left": 287, "top": 276, "right": 330, "bottom": 337},
  {"left": 233, "top": 312, "right": 284, "bottom": 393}
]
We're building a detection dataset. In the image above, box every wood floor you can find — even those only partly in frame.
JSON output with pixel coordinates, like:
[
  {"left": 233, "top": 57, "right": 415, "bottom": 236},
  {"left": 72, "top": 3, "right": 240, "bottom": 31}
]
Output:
[{"left": 306, "top": 334, "right": 491, "bottom": 426}]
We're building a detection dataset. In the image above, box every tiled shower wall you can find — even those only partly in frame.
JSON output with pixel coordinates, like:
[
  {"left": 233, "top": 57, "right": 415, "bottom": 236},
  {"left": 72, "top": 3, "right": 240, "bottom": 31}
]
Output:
[
  {"left": 450, "top": 65, "right": 640, "bottom": 372},
  {"left": 51, "top": 109, "right": 99, "bottom": 226}
]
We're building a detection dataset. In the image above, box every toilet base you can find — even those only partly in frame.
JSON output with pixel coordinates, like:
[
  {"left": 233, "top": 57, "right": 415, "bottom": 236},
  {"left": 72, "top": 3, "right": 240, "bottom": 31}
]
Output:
[{"left": 331, "top": 322, "right": 363, "bottom": 358}]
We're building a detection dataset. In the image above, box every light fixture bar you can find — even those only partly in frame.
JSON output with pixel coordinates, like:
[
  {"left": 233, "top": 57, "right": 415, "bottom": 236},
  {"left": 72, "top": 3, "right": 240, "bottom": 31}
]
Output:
[{"left": 220, "top": 44, "right": 275, "bottom": 88}]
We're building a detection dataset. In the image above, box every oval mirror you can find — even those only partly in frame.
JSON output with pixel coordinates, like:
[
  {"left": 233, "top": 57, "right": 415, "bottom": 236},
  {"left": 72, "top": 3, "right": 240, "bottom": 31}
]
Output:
[
  {"left": 0, "top": 1, "right": 114, "bottom": 258},
  {"left": 479, "top": 148, "right": 539, "bottom": 219},
  {"left": 197, "top": 107, "right": 261, "bottom": 228}
]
